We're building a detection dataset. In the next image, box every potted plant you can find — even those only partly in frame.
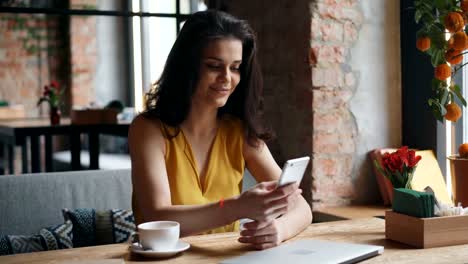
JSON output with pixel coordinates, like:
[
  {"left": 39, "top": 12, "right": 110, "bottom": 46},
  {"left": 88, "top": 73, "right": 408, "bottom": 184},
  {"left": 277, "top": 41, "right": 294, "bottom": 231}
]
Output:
[
  {"left": 414, "top": 0, "right": 468, "bottom": 207},
  {"left": 37, "top": 81, "right": 64, "bottom": 125},
  {"left": 448, "top": 143, "right": 468, "bottom": 206},
  {"left": 373, "top": 146, "right": 422, "bottom": 201},
  {"left": 413, "top": 0, "right": 468, "bottom": 122}
]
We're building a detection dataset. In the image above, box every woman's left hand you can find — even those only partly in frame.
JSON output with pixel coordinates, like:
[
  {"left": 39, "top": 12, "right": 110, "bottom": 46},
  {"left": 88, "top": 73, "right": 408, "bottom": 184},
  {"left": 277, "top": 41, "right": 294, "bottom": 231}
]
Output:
[{"left": 238, "top": 219, "right": 286, "bottom": 250}]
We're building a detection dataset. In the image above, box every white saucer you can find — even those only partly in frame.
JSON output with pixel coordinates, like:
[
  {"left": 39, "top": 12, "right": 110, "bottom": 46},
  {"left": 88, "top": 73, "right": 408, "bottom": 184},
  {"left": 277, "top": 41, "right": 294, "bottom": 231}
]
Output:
[{"left": 129, "top": 241, "right": 190, "bottom": 258}]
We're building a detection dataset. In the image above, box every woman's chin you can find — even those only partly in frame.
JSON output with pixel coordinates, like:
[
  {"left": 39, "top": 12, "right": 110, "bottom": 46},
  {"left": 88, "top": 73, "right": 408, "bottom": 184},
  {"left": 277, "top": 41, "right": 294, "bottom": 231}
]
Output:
[{"left": 210, "top": 96, "right": 229, "bottom": 108}]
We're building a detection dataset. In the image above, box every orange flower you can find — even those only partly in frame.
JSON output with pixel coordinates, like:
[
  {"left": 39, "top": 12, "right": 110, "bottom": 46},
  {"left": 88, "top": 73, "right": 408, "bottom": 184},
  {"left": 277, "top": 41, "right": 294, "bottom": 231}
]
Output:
[
  {"left": 445, "top": 103, "right": 462, "bottom": 122},
  {"left": 434, "top": 64, "right": 451, "bottom": 80},
  {"left": 445, "top": 12, "right": 465, "bottom": 32},
  {"left": 416, "top": 37, "right": 431, "bottom": 51}
]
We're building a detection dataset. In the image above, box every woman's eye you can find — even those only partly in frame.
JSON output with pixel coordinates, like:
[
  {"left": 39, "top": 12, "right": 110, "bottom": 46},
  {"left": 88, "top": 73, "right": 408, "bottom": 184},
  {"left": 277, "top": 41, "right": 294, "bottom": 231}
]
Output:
[
  {"left": 207, "top": 64, "right": 221, "bottom": 69},
  {"left": 230, "top": 67, "right": 240, "bottom": 71}
]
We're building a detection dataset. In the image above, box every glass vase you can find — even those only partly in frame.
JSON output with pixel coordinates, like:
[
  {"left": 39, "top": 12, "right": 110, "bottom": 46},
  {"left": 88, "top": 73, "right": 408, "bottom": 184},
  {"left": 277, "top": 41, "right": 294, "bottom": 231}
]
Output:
[{"left": 50, "top": 106, "right": 61, "bottom": 125}]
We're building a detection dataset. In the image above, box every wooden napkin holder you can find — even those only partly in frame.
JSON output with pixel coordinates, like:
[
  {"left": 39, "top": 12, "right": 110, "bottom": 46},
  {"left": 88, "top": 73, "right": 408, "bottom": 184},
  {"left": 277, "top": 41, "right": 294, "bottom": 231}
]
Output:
[
  {"left": 71, "top": 109, "right": 118, "bottom": 125},
  {"left": 385, "top": 210, "right": 468, "bottom": 248}
]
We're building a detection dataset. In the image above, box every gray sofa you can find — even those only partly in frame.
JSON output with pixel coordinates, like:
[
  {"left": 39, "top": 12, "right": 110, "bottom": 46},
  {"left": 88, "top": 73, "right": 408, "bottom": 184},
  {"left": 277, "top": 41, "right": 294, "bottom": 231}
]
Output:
[{"left": 0, "top": 169, "right": 132, "bottom": 236}]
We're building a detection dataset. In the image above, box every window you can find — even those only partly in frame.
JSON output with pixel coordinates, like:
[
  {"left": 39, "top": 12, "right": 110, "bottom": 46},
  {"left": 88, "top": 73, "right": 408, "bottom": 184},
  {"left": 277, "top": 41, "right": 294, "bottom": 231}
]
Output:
[
  {"left": 440, "top": 54, "right": 466, "bottom": 195},
  {"left": 131, "top": 0, "right": 207, "bottom": 112}
]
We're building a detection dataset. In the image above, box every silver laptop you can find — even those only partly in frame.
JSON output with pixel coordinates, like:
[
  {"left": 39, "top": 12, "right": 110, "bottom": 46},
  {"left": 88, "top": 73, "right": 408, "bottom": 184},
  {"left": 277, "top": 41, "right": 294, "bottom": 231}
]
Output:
[{"left": 221, "top": 239, "right": 384, "bottom": 264}]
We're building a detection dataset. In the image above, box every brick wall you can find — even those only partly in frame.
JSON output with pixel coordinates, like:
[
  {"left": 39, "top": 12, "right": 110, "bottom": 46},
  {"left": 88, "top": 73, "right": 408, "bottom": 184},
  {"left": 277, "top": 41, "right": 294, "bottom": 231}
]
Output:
[
  {"left": 227, "top": 0, "right": 314, "bottom": 207},
  {"left": 310, "top": 0, "right": 363, "bottom": 208},
  {"left": 0, "top": 1, "right": 97, "bottom": 116},
  {"left": 0, "top": 14, "right": 63, "bottom": 117},
  {"left": 70, "top": 0, "right": 97, "bottom": 107},
  {"left": 228, "top": 0, "right": 365, "bottom": 209}
]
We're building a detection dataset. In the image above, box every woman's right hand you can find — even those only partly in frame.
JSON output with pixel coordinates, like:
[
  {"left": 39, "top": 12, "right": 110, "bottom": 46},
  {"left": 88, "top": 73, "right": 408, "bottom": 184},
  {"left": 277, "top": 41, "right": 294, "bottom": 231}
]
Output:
[{"left": 236, "top": 181, "right": 302, "bottom": 226}]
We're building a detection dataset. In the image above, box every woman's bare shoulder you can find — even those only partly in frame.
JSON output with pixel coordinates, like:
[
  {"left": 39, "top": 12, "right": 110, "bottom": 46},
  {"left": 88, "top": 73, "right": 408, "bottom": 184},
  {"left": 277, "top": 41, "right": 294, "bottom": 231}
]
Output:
[
  {"left": 129, "top": 114, "right": 164, "bottom": 145},
  {"left": 130, "top": 114, "right": 161, "bottom": 130}
]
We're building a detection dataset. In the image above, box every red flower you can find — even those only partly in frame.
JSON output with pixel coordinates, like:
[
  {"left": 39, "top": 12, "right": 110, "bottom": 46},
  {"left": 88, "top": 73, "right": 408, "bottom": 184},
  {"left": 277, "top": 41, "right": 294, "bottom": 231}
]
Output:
[
  {"left": 50, "top": 80, "right": 59, "bottom": 89},
  {"left": 407, "top": 150, "right": 422, "bottom": 168},
  {"left": 382, "top": 152, "right": 404, "bottom": 172},
  {"left": 396, "top": 146, "right": 409, "bottom": 165},
  {"left": 375, "top": 146, "right": 421, "bottom": 189}
]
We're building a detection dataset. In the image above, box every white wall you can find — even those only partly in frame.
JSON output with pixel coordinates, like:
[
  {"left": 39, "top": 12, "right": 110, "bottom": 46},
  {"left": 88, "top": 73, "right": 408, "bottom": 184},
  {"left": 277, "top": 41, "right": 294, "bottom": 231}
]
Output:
[
  {"left": 95, "top": 0, "right": 129, "bottom": 106},
  {"left": 349, "top": 0, "right": 402, "bottom": 203}
]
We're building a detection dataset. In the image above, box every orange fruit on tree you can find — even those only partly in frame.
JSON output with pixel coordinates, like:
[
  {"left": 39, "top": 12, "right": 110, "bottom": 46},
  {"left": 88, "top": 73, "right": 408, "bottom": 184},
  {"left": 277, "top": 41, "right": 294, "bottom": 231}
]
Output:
[
  {"left": 462, "top": 0, "right": 468, "bottom": 13},
  {"left": 459, "top": 11, "right": 468, "bottom": 25},
  {"left": 416, "top": 36, "right": 431, "bottom": 51},
  {"left": 459, "top": 143, "right": 468, "bottom": 158},
  {"left": 445, "top": 12, "right": 465, "bottom": 32},
  {"left": 451, "top": 31, "right": 468, "bottom": 50},
  {"left": 448, "top": 37, "right": 455, "bottom": 50},
  {"left": 445, "top": 49, "right": 463, "bottom": 64},
  {"left": 434, "top": 64, "right": 451, "bottom": 80},
  {"left": 445, "top": 103, "right": 462, "bottom": 122}
]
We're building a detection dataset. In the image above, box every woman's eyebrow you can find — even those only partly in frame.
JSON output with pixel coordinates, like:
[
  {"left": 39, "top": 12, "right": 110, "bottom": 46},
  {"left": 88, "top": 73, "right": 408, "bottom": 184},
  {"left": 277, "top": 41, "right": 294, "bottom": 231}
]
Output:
[{"left": 204, "top": 57, "right": 242, "bottom": 63}]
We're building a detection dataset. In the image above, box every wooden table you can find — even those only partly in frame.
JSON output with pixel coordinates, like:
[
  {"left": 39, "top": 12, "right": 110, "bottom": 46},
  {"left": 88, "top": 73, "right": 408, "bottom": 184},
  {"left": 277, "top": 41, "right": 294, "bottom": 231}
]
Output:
[
  {"left": 314, "top": 205, "right": 390, "bottom": 222},
  {"left": 0, "top": 118, "right": 130, "bottom": 174},
  {"left": 2, "top": 218, "right": 467, "bottom": 263}
]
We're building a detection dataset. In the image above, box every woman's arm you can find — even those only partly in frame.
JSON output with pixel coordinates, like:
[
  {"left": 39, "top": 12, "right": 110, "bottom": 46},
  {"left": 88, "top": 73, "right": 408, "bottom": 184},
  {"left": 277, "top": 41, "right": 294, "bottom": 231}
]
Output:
[
  {"left": 129, "top": 116, "right": 298, "bottom": 236},
  {"left": 241, "top": 140, "right": 313, "bottom": 249}
]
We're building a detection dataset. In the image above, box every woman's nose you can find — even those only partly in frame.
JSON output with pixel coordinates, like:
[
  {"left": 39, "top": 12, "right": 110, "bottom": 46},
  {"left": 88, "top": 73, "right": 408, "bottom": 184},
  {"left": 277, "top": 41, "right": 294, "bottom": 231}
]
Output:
[{"left": 217, "top": 67, "right": 230, "bottom": 83}]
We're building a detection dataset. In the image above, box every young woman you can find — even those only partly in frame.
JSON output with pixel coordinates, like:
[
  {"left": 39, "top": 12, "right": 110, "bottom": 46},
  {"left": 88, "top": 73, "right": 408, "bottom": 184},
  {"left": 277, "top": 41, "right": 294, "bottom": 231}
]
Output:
[{"left": 129, "top": 10, "right": 312, "bottom": 250}]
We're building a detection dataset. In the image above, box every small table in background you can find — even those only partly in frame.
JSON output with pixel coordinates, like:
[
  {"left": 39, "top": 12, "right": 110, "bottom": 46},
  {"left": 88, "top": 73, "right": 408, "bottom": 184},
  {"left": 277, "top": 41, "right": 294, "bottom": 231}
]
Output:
[{"left": 0, "top": 118, "right": 130, "bottom": 174}]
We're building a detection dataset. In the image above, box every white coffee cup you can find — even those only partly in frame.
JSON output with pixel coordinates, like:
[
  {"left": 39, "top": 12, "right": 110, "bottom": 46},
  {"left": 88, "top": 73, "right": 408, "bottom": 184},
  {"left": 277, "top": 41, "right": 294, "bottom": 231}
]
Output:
[{"left": 137, "top": 221, "right": 180, "bottom": 251}]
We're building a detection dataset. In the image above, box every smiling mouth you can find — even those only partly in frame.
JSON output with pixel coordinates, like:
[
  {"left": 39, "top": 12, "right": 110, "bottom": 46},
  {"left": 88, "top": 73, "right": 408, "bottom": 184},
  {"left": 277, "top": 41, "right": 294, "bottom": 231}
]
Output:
[{"left": 211, "top": 87, "right": 230, "bottom": 92}]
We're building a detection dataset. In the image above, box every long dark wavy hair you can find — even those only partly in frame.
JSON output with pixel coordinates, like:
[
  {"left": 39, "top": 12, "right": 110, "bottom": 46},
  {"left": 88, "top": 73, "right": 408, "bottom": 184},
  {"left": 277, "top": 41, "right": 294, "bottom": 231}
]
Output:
[{"left": 143, "top": 10, "right": 272, "bottom": 146}]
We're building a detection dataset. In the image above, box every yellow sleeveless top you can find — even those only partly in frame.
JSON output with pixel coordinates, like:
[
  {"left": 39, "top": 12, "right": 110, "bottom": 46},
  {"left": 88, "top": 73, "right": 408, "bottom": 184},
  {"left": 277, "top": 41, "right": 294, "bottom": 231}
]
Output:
[{"left": 133, "top": 115, "right": 245, "bottom": 234}]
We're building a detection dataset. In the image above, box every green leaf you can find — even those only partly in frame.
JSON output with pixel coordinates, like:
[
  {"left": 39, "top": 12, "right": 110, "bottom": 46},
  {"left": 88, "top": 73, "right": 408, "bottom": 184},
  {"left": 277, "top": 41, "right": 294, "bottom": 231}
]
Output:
[
  {"left": 430, "top": 49, "right": 446, "bottom": 66},
  {"left": 373, "top": 160, "right": 388, "bottom": 179},
  {"left": 37, "top": 98, "right": 50, "bottom": 107},
  {"left": 431, "top": 50, "right": 439, "bottom": 66},
  {"left": 452, "top": 84, "right": 467, "bottom": 106},
  {"left": 432, "top": 78, "right": 443, "bottom": 90},
  {"left": 429, "top": 98, "right": 445, "bottom": 121},
  {"left": 415, "top": 9, "right": 423, "bottom": 23},
  {"left": 428, "top": 98, "right": 434, "bottom": 106},
  {"left": 428, "top": 30, "right": 446, "bottom": 50},
  {"left": 434, "top": 0, "right": 446, "bottom": 9},
  {"left": 440, "top": 102, "right": 448, "bottom": 115},
  {"left": 440, "top": 88, "right": 449, "bottom": 105}
]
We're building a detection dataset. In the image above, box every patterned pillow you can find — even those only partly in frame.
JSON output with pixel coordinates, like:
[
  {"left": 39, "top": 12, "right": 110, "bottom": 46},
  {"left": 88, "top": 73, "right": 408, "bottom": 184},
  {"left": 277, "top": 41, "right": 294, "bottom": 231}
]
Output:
[
  {"left": 0, "top": 220, "right": 73, "bottom": 256},
  {"left": 62, "top": 208, "right": 135, "bottom": 248}
]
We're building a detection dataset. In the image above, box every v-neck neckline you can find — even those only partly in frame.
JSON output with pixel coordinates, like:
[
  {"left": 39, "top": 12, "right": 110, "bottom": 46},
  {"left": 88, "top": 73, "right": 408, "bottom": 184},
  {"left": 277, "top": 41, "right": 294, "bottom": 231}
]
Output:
[{"left": 180, "top": 123, "right": 221, "bottom": 195}]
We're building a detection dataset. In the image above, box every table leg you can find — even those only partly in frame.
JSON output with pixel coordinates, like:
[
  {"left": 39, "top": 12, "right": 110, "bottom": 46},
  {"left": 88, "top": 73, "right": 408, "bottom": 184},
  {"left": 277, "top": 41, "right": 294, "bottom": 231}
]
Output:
[
  {"left": 21, "top": 138, "right": 28, "bottom": 173},
  {"left": 45, "top": 134, "right": 53, "bottom": 172},
  {"left": 89, "top": 132, "right": 100, "bottom": 170},
  {"left": 0, "top": 143, "right": 4, "bottom": 174},
  {"left": 7, "top": 144, "right": 14, "bottom": 174},
  {"left": 30, "top": 135, "right": 40, "bottom": 173},
  {"left": 71, "top": 133, "right": 82, "bottom": 170}
]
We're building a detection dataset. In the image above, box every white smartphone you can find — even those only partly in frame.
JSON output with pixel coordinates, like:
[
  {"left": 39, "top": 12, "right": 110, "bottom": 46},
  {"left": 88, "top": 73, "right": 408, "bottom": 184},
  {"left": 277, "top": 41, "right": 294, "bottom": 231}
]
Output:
[{"left": 278, "top": 156, "right": 310, "bottom": 187}]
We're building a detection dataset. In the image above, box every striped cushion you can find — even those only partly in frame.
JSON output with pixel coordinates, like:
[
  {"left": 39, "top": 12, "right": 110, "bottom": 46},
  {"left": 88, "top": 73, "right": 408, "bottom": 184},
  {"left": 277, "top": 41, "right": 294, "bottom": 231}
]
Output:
[
  {"left": 0, "top": 220, "right": 73, "bottom": 256},
  {"left": 62, "top": 208, "right": 135, "bottom": 247}
]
